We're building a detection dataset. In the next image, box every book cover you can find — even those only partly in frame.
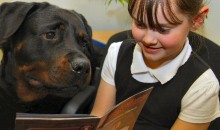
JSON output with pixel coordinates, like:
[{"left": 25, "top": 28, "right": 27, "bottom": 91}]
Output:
[{"left": 15, "top": 87, "right": 153, "bottom": 130}]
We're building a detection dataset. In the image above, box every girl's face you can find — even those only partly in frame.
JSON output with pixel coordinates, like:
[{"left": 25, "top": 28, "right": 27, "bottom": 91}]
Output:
[{"left": 132, "top": 3, "right": 192, "bottom": 69}]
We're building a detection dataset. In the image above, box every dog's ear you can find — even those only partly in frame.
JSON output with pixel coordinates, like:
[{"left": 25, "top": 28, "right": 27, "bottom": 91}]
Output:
[
  {"left": 0, "top": 2, "right": 49, "bottom": 77},
  {"left": 78, "top": 14, "right": 92, "bottom": 40},
  {"left": 70, "top": 10, "right": 92, "bottom": 40},
  {"left": 77, "top": 13, "right": 92, "bottom": 40},
  {"left": 0, "top": 2, "right": 36, "bottom": 42}
]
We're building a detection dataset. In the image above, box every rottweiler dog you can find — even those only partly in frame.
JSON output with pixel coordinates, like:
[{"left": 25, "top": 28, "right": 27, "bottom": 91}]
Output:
[{"left": 0, "top": 2, "right": 96, "bottom": 129}]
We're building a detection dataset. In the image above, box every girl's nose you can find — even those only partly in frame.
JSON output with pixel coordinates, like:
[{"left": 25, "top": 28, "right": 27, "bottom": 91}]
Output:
[{"left": 142, "top": 29, "right": 157, "bottom": 45}]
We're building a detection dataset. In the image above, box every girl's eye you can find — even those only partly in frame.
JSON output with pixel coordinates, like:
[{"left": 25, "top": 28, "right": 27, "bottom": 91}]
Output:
[
  {"left": 158, "top": 28, "right": 170, "bottom": 34},
  {"left": 44, "top": 31, "right": 56, "bottom": 39},
  {"left": 134, "top": 21, "right": 146, "bottom": 29}
]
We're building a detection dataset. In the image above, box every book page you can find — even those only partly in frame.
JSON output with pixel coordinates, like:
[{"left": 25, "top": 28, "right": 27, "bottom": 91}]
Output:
[{"left": 97, "top": 87, "right": 153, "bottom": 130}]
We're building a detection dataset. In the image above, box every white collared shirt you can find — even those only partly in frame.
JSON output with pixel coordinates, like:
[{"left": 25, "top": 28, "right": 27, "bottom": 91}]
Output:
[
  {"left": 131, "top": 39, "right": 192, "bottom": 84},
  {"left": 101, "top": 40, "right": 220, "bottom": 123}
]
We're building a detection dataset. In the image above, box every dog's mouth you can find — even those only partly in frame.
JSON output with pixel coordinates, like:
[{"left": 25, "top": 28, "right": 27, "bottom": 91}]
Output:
[
  {"left": 27, "top": 77, "right": 43, "bottom": 88},
  {"left": 24, "top": 76, "right": 82, "bottom": 97}
]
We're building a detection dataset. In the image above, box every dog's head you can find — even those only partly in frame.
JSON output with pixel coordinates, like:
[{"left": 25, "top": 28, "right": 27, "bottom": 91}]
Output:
[{"left": 0, "top": 2, "right": 95, "bottom": 101}]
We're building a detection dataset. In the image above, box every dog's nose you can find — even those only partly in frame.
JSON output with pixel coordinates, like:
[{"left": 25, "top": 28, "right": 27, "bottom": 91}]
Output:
[{"left": 70, "top": 58, "right": 90, "bottom": 74}]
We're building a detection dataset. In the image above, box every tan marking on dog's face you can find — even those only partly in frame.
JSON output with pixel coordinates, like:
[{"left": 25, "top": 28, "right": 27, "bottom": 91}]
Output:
[
  {"left": 60, "top": 56, "right": 68, "bottom": 67},
  {"left": 79, "top": 31, "right": 85, "bottom": 37},
  {"left": 15, "top": 42, "right": 24, "bottom": 53},
  {"left": 50, "top": 56, "right": 71, "bottom": 81},
  {"left": 38, "top": 71, "right": 50, "bottom": 84},
  {"left": 59, "top": 24, "right": 65, "bottom": 30}
]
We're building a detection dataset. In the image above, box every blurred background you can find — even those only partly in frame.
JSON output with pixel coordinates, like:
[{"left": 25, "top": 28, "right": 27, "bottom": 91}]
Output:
[{"left": 0, "top": 0, "right": 219, "bottom": 45}]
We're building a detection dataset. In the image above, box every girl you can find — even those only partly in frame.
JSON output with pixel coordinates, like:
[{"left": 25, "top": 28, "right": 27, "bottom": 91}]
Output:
[{"left": 91, "top": 0, "right": 220, "bottom": 129}]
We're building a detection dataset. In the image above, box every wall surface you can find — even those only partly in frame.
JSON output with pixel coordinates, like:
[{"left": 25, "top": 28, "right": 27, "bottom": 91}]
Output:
[
  {"left": 9, "top": 0, "right": 132, "bottom": 31},
  {"left": 1, "top": 0, "right": 220, "bottom": 45},
  {"left": 195, "top": 0, "right": 220, "bottom": 45}
]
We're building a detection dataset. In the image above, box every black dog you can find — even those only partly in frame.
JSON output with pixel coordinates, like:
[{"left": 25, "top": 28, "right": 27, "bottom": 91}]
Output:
[{"left": 0, "top": 2, "right": 96, "bottom": 129}]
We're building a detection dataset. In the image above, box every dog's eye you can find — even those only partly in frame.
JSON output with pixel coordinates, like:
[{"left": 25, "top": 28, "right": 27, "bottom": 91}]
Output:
[
  {"left": 78, "top": 37, "right": 89, "bottom": 47},
  {"left": 44, "top": 32, "right": 56, "bottom": 39},
  {"left": 81, "top": 39, "right": 88, "bottom": 47}
]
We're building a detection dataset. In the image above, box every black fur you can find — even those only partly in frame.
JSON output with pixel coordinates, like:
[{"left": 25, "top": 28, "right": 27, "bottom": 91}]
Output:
[{"left": 0, "top": 2, "right": 95, "bottom": 129}]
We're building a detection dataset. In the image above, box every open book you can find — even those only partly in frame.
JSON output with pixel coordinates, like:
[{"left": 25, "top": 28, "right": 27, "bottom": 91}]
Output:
[{"left": 15, "top": 87, "right": 153, "bottom": 130}]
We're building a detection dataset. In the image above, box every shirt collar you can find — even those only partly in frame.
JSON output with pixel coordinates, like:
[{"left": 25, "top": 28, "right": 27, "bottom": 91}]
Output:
[{"left": 131, "top": 38, "right": 192, "bottom": 84}]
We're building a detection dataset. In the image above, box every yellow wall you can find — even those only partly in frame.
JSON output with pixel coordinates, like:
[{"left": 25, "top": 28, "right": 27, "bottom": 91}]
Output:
[
  {"left": 0, "top": 0, "right": 11, "bottom": 3},
  {"left": 0, "top": 50, "right": 2, "bottom": 62}
]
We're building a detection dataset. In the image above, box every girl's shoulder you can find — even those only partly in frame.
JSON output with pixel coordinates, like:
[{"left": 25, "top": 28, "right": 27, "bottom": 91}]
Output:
[{"left": 108, "top": 41, "right": 123, "bottom": 50}]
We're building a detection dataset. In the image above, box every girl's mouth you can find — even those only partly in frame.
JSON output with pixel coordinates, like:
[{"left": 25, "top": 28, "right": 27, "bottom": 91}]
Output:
[{"left": 143, "top": 45, "right": 162, "bottom": 54}]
